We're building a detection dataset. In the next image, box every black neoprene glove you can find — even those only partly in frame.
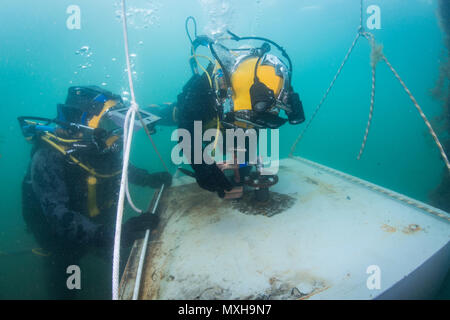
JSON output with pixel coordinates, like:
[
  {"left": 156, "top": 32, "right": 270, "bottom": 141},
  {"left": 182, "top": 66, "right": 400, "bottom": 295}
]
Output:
[
  {"left": 94, "top": 212, "right": 160, "bottom": 248},
  {"left": 193, "top": 163, "right": 233, "bottom": 198},
  {"left": 121, "top": 212, "right": 160, "bottom": 247},
  {"left": 144, "top": 171, "right": 173, "bottom": 188}
]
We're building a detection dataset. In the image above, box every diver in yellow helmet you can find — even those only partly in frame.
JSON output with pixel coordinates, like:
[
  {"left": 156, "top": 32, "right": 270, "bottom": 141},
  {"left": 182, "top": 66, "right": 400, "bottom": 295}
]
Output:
[
  {"left": 19, "top": 86, "right": 171, "bottom": 299},
  {"left": 148, "top": 17, "right": 305, "bottom": 198}
]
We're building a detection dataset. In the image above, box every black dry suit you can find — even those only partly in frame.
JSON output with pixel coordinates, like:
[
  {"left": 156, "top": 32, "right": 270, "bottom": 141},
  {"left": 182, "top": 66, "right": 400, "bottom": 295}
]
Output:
[
  {"left": 22, "top": 139, "right": 166, "bottom": 254},
  {"left": 173, "top": 23, "right": 305, "bottom": 197},
  {"left": 176, "top": 72, "right": 235, "bottom": 197}
]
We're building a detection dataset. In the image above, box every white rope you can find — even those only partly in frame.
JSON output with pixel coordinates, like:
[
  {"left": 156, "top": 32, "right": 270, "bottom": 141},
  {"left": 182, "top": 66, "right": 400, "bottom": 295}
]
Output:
[
  {"left": 112, "top": 0, "right": 141, "bottom": 300},
  {"left": 125, "top": 178, "right": 144, "bottom": 214},
  {"left": 112, "top": 106, "right": 136, "bottom": 300},
  {"left": 122, "top": 104, "right": 143, "bottom": 214}
]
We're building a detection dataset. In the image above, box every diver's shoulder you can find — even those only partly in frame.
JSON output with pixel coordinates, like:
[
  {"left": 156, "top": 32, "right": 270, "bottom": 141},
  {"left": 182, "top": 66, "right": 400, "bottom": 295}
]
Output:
[{"left": 32, "top": 145, "right": 64, "bottom": 163}]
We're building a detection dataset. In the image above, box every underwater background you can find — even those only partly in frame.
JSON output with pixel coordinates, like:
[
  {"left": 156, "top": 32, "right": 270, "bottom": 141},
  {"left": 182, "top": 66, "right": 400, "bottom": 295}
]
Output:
[{"left": 0, "top": 0, "right": 448, "bottom": 299}]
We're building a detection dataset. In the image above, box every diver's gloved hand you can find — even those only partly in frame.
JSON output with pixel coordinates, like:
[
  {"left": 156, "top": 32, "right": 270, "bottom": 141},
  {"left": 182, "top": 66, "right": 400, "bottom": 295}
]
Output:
[
  {"left": 193, "top": 163, "right": 233, "bottom": 198},
  {"left": 122, "top": 212, "right": 160, "bottom": 247},
  {"left": 286, "top": 89, "right": 305, "bottom": 125},
  {"left": 144, "top": 171, "right": 172, "bottom": 188}
]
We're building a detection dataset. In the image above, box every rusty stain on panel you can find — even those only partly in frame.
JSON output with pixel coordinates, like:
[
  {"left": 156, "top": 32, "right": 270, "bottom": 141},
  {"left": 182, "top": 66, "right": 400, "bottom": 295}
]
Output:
[
  {"left": 381, "top": 224, "right": 397, "bottom": 233},
  {"left": 402, "top": 224, "right": 422, "bottom": 235}
]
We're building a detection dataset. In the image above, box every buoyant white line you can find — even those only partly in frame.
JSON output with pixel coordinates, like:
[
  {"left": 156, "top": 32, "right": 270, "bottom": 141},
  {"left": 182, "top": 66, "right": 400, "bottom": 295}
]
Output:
[
  {"left": 112, "top": 0, "right": 141, "bottom": 300},
  {"left": 122, "top": 107, "right": 143, "bottom": 214},
  {"left": 125, "top": 177, "right": 143, "bottom": 213}
]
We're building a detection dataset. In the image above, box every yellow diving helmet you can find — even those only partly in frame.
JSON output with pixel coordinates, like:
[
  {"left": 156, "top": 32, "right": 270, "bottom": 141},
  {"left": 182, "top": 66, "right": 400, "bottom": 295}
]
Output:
[
  {"left": 214, "top": 51, "right": 291, "bottom": 129},
  {"left": 230, "top": 53, "right": 289, "bottom": 114},
  {"left": 185, "top": 17, "right": 305, "bottom": 129}
]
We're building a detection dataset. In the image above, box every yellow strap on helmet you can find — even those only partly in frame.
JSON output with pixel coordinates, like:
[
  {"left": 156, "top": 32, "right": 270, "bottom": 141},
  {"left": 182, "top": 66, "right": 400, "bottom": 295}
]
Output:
[{"left": 88, "top": 100, "right": 117, "bottom": 129}]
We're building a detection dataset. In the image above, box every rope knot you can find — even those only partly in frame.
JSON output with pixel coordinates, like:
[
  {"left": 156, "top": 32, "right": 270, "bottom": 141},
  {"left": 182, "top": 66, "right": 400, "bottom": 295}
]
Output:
[{"left": 130, "top": 101, "right": 139, "bottom": 112}]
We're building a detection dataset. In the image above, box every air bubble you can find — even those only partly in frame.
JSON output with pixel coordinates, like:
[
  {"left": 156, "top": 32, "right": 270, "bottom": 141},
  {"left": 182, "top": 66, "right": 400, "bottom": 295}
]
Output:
[
  {"left": 75, "top": 45, "right": 93, "bottom": 73},
  {"left": 75, "top": 46, "right": 91, "bottom": 57},
  {"left": 114, "top": 1, "right": 161, "bottom": 30}
]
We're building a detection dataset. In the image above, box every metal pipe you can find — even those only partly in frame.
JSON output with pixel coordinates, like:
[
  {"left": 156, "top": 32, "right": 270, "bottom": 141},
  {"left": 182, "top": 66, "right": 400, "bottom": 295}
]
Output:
[
  {"left": 132, "top": 229, "right": 150, "bottom": 300},
  {"left": 152, "top": 184, "right": 165, "bottom": 214},
  {"left": 131, "top": 184, "right": 165, "bottom": 300}
]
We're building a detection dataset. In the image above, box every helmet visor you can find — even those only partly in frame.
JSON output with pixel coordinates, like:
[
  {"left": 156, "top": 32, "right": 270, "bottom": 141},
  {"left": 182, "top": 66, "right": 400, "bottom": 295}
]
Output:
[{"left": 98, "top": 114, "right": 123, "bottom": 135}]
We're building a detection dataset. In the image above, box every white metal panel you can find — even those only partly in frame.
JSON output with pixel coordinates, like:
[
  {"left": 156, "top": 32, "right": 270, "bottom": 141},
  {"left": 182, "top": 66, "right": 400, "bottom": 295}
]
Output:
[{"left": 121, "top": 157, "right": 450, "bottom": 300}]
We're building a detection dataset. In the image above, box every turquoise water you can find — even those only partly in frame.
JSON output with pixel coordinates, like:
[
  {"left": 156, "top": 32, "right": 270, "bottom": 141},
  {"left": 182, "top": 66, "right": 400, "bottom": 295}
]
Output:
[{"left": 0, "top": 0, "right": 448, "bottom": 299}]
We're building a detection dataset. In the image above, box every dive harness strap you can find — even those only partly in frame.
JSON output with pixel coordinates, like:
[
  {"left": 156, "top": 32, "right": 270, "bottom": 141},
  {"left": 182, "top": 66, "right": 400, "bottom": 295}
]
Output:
[
  {"left": 40, "top": 134, "right": 120, "bottom": 218},
  {"left": 40, "top": 134, "right": 121, "bottom": 179}
]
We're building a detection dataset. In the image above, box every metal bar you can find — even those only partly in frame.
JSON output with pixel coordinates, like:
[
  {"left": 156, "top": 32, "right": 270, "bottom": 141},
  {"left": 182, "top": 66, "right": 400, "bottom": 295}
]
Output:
[
  {"left": 131, "top": 184, "right": 166, "bottom": 300},
  {"left": 132, "top": 229, "right": 150, "bottom": 300},
  {"left": 152, "top": 184, "right": 165, "bottom": 214}
]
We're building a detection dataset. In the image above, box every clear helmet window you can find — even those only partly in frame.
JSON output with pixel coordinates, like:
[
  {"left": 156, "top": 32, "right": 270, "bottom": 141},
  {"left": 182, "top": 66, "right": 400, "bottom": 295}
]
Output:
[{"left": 98, "top": 112, "right": 123, "bottom": 135}]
